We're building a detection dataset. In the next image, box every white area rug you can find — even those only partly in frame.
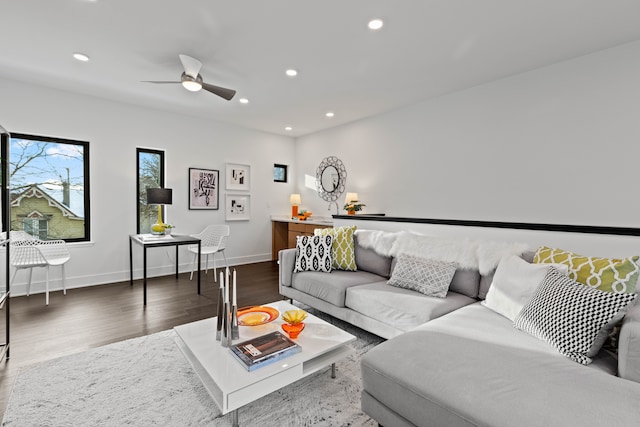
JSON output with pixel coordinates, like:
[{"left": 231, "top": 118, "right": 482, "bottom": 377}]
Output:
[{"left": 2, "top": 310, "right": 383, "bottom": 426}]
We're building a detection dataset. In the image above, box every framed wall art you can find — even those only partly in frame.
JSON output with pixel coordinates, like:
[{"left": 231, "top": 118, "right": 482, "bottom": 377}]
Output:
[
  {"left": 226, "top": 163, "right": 250, "bottom": 191},
  {"left": 189, "top": 168, "right": 219, "bottom": 210},
  {"left": 226, "top": 194, "right": 251, "bottom": 221}
]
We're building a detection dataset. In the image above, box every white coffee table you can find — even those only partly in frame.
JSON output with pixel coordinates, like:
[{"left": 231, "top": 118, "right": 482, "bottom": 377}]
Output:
[{"left": 174, "top": 300, "right": 356, "bottom": 426}]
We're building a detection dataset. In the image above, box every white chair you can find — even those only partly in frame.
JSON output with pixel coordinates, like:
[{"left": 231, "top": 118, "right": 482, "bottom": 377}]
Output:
[
  {"left": 188, "top": 225, "right": 230, "bottom": 281},
  {"left": 10, "top": 239, "right": 71, "bottom": 305}
]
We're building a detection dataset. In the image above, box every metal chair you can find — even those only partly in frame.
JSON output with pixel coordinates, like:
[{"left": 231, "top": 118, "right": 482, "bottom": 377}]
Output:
[
  {"left": 10, "top": 239, "right": 71, "bottom": 305},
  {"left": 188, "top": 225, "right": 230, "bottom": 281}
]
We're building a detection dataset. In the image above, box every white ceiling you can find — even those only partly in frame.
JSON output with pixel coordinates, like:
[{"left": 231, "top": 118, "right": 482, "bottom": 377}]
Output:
[{"left": 2, "top": 0, "right": 640, "bottom": 137}]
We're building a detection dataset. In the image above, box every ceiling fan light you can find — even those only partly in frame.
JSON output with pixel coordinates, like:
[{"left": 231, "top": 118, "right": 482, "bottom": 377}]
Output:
[{"left": 182, "top": 80, "right": 202, "bottom": 92}]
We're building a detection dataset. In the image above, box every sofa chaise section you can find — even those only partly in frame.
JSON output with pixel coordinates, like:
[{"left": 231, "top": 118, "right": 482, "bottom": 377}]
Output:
[{"left": 361, "top": 303, "right": 640, "bottom": 427}]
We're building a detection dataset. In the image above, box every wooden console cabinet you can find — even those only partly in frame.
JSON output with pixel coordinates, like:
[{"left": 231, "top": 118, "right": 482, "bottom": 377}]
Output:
[{"left": 271, "top": 219, "right": 332, "bottom": 260}]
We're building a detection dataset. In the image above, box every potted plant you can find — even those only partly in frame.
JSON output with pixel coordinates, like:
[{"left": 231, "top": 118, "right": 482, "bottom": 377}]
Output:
[
  {"left": 343, "top": 201, "right": 365, "bottom": 215},
  {"left": 162, "top": 224, "right": 175, "bottom": 235}
]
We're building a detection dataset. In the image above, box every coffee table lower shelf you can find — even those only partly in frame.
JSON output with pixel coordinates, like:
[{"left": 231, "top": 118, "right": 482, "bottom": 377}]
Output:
[{"left": 174, "top": 301, "right": 356, "bottom": 426}]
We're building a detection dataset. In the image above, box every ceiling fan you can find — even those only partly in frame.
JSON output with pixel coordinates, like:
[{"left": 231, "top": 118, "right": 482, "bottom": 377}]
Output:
[{"left": 144, "top": 54, "right": 236, "bottom": 101}]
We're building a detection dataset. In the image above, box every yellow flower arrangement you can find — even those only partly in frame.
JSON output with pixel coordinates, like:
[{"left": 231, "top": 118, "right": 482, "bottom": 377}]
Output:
[{"left": 281, "top": 309, "right": 308, "bottom": 325}]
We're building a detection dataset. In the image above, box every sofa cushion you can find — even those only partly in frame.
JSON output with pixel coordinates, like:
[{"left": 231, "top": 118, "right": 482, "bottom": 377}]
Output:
[
  {"left": 361, "top": 303, "right": 628, "bottom": 427},
  {"left": 345, "top": 282, "right": 475, "bottom": 332},
  {"left": 533, "top": 246, "right": 640, "bottom": 294},
  {"left": 390, "top": 257, "right": 481, "bottom": 299},
  {"left": 353, "top": 234, "right": 392, "bottom": 277},
  {"left": 294, "top": 235, "right": 333, "bottom": 273},
  {"left": 388, "top": 254, "right": 457, "bottom": 298},
  {"left": 619, "top": 302, "right": 640, "bottom": 382},
  {"left": 315, "top": 226, "right": 357, "bottom": 271},
  {"left": 514, "top": 268, "right": 637, "bottom": 364},
  {"left": 291, "top": 270, "right": 385, "bottom": 307},
  {"left": 483, "top": 255, "right": 569, "bottom": 321},
  {"left": 478, "top": 251, "right": 535, "bottom": 300}
]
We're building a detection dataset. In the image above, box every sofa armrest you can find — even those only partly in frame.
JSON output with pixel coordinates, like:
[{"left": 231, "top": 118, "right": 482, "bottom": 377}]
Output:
[
  {"left": 618, "top": 302, "right": 640, "bottom": 382},
  {"left": 279, "top": 248, "right": 297, "bottom": 288}
]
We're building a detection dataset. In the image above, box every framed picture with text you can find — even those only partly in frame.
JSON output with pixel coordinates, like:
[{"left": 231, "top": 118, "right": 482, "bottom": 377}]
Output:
[
  {"left": 226, "top": 163, "right": 250, "bottom": 191},
  {"left": 189, "top": 168, "right": 219, "bottom": 210},
  {"left": 226, "top": 193, "right": 250, "bottom": 221}
]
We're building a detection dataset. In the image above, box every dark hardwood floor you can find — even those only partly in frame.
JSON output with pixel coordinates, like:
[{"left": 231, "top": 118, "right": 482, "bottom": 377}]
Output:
[{"left": 0, "top": 261, "right": 282, "bottom": 419}]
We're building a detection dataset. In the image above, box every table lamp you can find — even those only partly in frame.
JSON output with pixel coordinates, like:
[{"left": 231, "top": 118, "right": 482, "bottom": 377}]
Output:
[
  {"left": 344, "top": 192, "right": 359, "bottom": 205},
  {"left": 147, "top": 188, "right": 173, "bottom": 235},
  {"left": 290, "top": 193, "right": 301, "bottom": 219}
]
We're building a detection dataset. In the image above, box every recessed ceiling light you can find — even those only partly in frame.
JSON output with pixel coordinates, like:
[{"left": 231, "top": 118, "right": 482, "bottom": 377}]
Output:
[
  {"left": 239, "top": 98, "right": 249, "bottom": 104},
  {"left": 285, "top": 69, "right": 298, "bottom": 77},
  {"left": 72, "top": 52, "right": 90, "bottom": 62},
  {"left": 368, "top": 19, "right": 384, "bottom": 30},
  {"left": 326, "top": 112, "right": 335, "bottom": 118},
  {"left": 285, "top": 126, "right": 292, "bottom": 131}
]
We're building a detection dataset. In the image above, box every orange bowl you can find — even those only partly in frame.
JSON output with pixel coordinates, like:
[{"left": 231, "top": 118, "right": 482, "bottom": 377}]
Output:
[{"left": 304, "top": 211, "right": 313, "bottom": 218}]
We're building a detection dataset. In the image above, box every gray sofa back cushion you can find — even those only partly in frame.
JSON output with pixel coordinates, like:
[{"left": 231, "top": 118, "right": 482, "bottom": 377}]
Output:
[
  {"left": 619, "top": 302, "right": 640, "bottom": 382},
  {"left": 450, "top": 269, "right": 481, "bottom": 299},
  {"left": 354, "top": 234, "right": 393, "bottom": 278}
]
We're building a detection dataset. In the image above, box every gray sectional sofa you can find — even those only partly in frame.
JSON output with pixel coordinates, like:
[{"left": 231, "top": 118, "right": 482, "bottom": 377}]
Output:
[
  {"left": 279, "top": 234, "right": 479, "bottom": 339},
  {"left": 279, "top": 230, "right": 640, "bottom": 426}
]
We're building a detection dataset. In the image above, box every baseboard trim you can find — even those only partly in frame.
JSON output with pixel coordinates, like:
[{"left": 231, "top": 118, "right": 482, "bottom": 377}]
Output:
[{"left": 8, "top": 253, "right": 272, "bottom": 297}]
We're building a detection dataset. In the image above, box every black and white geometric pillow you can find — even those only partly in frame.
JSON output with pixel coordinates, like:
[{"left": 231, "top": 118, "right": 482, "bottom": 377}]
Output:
[
  {"left": 514, "top": 267, "right": 637, "bottom": 364},
  {"left": 387, "top": 254, "right": 457, "bottom": 298},
  {"left": 294, "top": 235, "right": 333, "bottom": 273}
]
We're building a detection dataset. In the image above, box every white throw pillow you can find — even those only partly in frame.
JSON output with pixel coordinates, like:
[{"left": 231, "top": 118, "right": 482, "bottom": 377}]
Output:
[{"left": 483, "top": 255, "right": 568, "bottom": 321}]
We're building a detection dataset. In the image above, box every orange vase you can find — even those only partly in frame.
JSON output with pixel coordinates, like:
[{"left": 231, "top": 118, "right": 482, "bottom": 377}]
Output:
[
  {"left": 282, "top": 322, "right": 305, "bottom": 339},
  {"left": 347, "top": 210, "right": 356, "bottom": 215}
]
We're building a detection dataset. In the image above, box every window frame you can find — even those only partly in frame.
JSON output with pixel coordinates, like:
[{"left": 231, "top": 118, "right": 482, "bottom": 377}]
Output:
[
  {"left": 136, "top": 148, "right": 165, "bottom": 234},
  {"left": 9, "top": 133, "right": 91, "bottom": 243}
]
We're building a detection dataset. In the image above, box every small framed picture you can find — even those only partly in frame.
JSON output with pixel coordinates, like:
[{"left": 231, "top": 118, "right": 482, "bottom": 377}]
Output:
[
  {"left": 226, "top": 163, "right": 250, "bottom": 191},
  {"left": 226, "top": 194, "right": 250, "bottom": 221},
  {"left": 189, "top": 168, "right": 219, "bottom": 210},
  {"left": 274, "top": 164, "right": 288, "bottom": 183}
]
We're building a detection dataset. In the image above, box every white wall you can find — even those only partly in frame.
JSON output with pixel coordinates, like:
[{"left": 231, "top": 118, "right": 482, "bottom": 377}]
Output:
[
  {"left": 0, "top": 78, "right": 295, "bottom": 296},
  {"left": 296, "top": 40, "right": 640, "bottom": 231}
]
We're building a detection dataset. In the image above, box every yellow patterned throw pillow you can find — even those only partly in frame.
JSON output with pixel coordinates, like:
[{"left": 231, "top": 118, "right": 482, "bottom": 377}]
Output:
[
  {"left": 533, "top": 246, "right": 640, "bottom": 294},
  {"left": 314, "top": 226, "right": 357, "bottom": 271}
]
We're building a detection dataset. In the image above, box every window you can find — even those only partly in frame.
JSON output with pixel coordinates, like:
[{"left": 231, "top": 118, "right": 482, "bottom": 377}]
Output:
[
  {"left": 10, "top": 133, "right": 90, "bottom": 242},
  {"left": 23, "top": 218, "right": 48, "bottom": 240},
  {"left": 137, "top": 148, "right": 165, "bottom": 234},
  {"left": 274, "top": 164, "right": 288, "bottom": 183}
]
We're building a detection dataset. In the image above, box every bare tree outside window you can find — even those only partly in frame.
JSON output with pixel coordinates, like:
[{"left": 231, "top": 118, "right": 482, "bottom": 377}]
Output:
[{"left": 9, "top": 134, "right": 90, "bottom": 242}]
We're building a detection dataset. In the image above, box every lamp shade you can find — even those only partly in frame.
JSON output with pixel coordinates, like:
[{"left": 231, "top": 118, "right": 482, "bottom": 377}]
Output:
[
  {"left": 344, "top": 192, "right": 359, "bottom": 204},
  {"left": 147, "top": 188, "right": 173, "bottom": 205},
  {"left": 289, "top": 194, "right": 301, "bottom": 205}
]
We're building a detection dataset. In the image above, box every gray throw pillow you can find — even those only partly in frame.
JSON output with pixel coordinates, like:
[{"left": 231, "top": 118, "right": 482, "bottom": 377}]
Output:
[
  {"left": 514, "top": 267, "right": 637, "bottom": 365},
  {"left": 294, "top": 235, "right": 333, "bottom": 273},
  {"left": 387, "top": 254, "right": 457, "bottom": 298}
]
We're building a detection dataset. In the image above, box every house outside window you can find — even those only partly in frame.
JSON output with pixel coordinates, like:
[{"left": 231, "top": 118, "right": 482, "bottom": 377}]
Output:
[{"left": 9, "top": 133, "right": 90, "bottom": 242}]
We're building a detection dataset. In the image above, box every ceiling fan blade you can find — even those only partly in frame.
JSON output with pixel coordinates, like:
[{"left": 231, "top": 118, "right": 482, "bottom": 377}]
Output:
[
  {"left": 179, "top": 54, "right": 202, "bottom": 79},
  {"left": 201, "top": 82, "right": 236, "bottom": 100}
]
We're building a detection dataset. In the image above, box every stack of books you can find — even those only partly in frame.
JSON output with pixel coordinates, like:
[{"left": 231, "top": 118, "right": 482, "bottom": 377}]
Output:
[{"left": 229, "top": 331, "right": 301, "bottom": 371}]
